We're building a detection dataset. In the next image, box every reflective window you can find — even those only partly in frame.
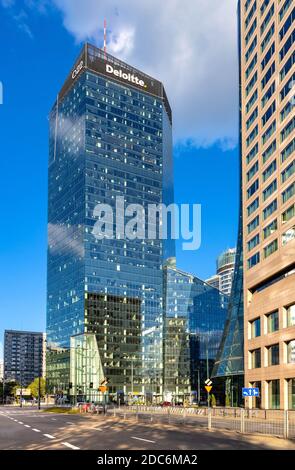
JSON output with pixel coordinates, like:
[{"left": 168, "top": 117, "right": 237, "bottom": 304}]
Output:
[
  {"left": 250, "top": 317, "right": 261, "bottom": 338},
  {"left": 251, "top": 348, "right": 261, "bottom": 368},
  {"left": 282, "top": 226, "right": 295, "bottom": 246},
  {"left": 286, "top": 304, "right": 295, "bottom": 327},
  {"left": 268, "top": 344, "right": 280, "bottom": 366},
  {"left": 268, "top": 379, "right": 280, "bottom": 409},
  {"left": 287, "top": 341, "right": 295, "bottom": 364},
  {"left": 264, "top": 239, "right": 278, "bottom": 258},
  {"left": 266, "top": 310, "right": 279, "bottom": 333}
]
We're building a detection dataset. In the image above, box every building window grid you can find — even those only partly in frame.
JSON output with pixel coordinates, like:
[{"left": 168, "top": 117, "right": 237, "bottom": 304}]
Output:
[{"left": 242, "top": 0, "right": 295, "bottom": 413}]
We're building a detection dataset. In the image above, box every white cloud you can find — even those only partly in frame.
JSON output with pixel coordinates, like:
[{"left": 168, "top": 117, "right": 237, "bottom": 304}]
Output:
[
  {"left": 56, "top": 1, "right": 240, "bottom": 148},
  {"left": 13, "top": 10, "right": 33, "bottom": 38}
]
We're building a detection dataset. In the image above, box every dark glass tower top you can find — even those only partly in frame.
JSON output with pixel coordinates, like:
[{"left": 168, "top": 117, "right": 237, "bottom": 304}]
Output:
[{"left": 56, "top": 43, "right": 172, "bottom": 124}]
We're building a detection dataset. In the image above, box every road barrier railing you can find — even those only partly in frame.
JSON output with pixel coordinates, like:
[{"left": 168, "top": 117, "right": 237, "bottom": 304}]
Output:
[{"left": 106, "top": 405, "right": 295, "bottom": 440}]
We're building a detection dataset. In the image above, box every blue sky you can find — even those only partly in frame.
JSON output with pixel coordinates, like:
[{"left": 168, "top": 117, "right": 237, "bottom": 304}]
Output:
[{"left": 0, "top": 1, "right": 239, "bottom": 355}]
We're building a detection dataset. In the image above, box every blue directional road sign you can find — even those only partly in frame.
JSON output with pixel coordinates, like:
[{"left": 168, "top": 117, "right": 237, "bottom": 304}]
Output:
[{"left": 242, "top": 387, "right": 260, "bottom": 397}]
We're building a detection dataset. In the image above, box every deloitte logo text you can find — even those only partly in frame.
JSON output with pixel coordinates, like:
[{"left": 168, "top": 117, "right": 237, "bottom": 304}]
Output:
[{"left": 105, "top": 64, "right": 147, "bottom": 89}]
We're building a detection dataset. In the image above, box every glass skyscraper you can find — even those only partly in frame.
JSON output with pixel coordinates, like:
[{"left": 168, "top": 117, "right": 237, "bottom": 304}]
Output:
[
  {"left": 163, "top": 264, "right": 229, "bottom": 404},
  {"left": 47, "top": 43, "right": 174, "bottom": 402},
  {"left": 211, "top": 2, "right": 245, "bottom": 407}
]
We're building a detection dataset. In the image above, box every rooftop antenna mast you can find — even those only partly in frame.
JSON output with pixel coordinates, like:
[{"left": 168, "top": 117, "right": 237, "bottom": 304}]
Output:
[{"left": 103, "top": 19, "right": 107, "bottom": 60}]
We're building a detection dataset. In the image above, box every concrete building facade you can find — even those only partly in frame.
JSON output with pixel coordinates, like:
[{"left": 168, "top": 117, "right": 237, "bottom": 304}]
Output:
[
  {"left": 240, "top": 0, "right": 295, "bottom": 410},
  {"left": 4, "top": 330, "right": 46, "bottom": 388}
]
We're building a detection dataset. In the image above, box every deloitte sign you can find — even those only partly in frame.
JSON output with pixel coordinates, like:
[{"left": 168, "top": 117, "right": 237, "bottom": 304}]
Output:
[{"left": 105, "top": 64, "right": 147, "bottom": 89}]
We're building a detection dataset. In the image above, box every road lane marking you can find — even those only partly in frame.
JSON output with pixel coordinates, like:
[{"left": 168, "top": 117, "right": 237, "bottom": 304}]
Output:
[
  {"left": 32, "top": 428, "right": 41, "bottom": 432},
  {"left": 131, "top": 436, "right": 156, "bottom": 444},
  {"left": 66, "top": 421, "right": 75, "bottom": 425},
  {"left": 24, "top": 425, "right": 31, "bottom": 428},
  {"left": 18, "top": 421, "right": 24, "bottom": 424},
  {"left": 44, "top": 434, "right": 55, "bottom": 439},
  {"left": 51, "top": 418, "right": 57, "bottom": 421},
  {"left": 62, "top": 442, "right": 80, "bottom": 450}
]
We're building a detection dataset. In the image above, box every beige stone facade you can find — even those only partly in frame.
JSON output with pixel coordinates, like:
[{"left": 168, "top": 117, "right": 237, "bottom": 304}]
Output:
[{"left": 240, "top": 0, "right": 295, "bottom": 409}]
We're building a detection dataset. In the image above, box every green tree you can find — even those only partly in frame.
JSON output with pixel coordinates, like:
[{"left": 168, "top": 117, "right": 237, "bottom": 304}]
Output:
[
  {"left": 225, "top": 394, "right": 231, "bottom": 407},
  {"left": 210, "top": 394, "right": 217, "bottom": 407},
  {"left": 3, "top": 381, "right": 19, "bottom": 397},
  {"left": 28, "top": 378, "right": 46, "bottom": 398}
]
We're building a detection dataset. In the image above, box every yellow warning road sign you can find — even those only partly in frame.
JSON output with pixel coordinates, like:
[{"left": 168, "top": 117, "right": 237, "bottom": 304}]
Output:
[{"left": 205, "top": 385, "right": 212, "bottom": 393}]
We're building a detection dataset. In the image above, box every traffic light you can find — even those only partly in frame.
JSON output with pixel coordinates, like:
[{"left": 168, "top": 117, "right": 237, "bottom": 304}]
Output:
[
  {"left": 69, "top": 382, "right": 73, "bottom": 389},
  {"left": 89, "top": 382, "right": 93, "bottom": 389}
]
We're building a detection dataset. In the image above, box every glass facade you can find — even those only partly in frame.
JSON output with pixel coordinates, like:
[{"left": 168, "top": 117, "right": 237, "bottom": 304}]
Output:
[
  {"left": 212, "top": 4, "right": 244, "bottom": 406},
  {"left": 163, "top": 265, "right": 228, "bottom": 404},
  {"left": 212, "top": 2, "right": 244, "bottom": 388},
  {"left": 212, "top": 199, "right": 244, "bottom": 381},
  {"left": 47, "top": 44, "right": 174, "bottom": 401}
]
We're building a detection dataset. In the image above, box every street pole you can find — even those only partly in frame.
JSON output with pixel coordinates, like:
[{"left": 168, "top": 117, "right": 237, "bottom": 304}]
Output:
[
  {"left": 206, "top": 339, "right": 209, "bottom": 380},
  {"left": 38, "top": 376, "right": 41, "bottom": 410},
  {"left": 131, "top": 358, "right": 134, "bottom": 398},
  {"left": 197, "top": 369, "right": 200, "bottom": 405},
  {"left": 206, "top": 337, "right": 209, "bottom": 410},
  {"left": 20, "top": 374, "right": 23, "bottom": 408},
  {"left": 38, "top": 350, "right": 41, "bottom": 410},
  {"left": 2, "top": 376, "right": 5, "bottom": 405}
]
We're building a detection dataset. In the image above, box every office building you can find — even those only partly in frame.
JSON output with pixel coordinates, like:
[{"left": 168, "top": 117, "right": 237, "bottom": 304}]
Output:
[
  {"left": 205, "top": 274, "right": 221, "bottom": 291},
  {"left": 0, "top": 359, "right": 3, "bottom": 380},
  {"left": 47, "top": 43, "right": 174, "bottom": 402},
  {"left": 206, "top": 248, "right": 236, "bottom": 296},
  {"left": 217, "top": 248, "right": 236, "bottom": 296},
  {"left": 4, "top": 330, "right": 46, "bottom": 388},
  {"left": 240, "top": 0, "right": 295, "bottom": 409},
  {"left": 163, "top": 264, "right": 229, "bottom": 404},
  {"left": 212, "top": 221, "right": 244, "bottom": 406}
]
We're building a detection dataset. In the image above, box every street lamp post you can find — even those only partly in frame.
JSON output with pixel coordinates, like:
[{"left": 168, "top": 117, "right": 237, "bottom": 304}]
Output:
[
  {"left": 197, "top": 369, "right": 200, "bottom": 405},
  {"left": 20, "top": 371, "right": 23, "bottom": 408},
  {"left": 38, "top": 358, "right": 41, "bottom": 410},
  {"left": 131, "top": 357, "right": 134, "bottom": 397}
]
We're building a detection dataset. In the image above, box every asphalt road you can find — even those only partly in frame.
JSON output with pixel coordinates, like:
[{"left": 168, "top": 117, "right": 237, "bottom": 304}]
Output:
[{"left": 0, "top": 406, "right": 294, "bottom": 450}]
